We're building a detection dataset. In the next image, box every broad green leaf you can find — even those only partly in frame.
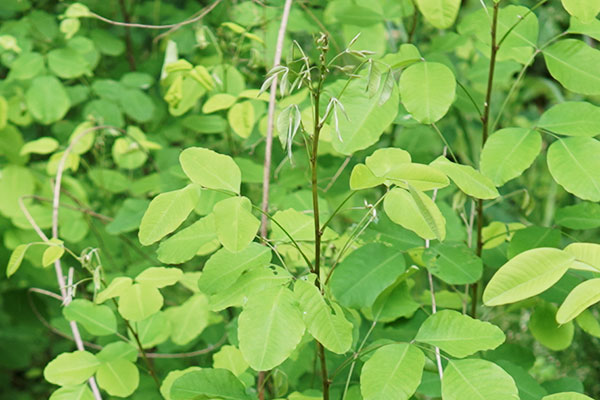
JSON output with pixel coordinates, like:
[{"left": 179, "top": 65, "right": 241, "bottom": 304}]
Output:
[
  {"left": 360, "top": 343, "right": 425, "bottom": 400},
  {"left": 198, "top": 243, "right": 271, "bottom": 295},
  {"left": 547, "top": 137, "right": 600, "bottom": 201},
  {"left": 63, "top": 299, "right": 117, "bottom": 336},
  {"left": 213, "top": 196, "right": 260, "bottom": 252},
  {"left": 529, "top": 302, "right": 574, "bottom": 351},
  {"left": 138, "top": 185, "right": 200, "bottom": 246},
  {"left": 507, "top": 226, "right": 561, "bottom": 259},
  {"left": 539, "top": 102, "right": 600, "bottom": 137},
  {"left": 6, "top": 244, "right": 30, "bottom": 277},
  {"left": 119, "top": 88, "right": 155, "bottom": 123},
  {"left": 88, "top": 168, "right": 130, "bottom": 194},
  {"left": 44, "top": 351, "right": 100, "bottom": 386},
  {"left": 423, "top": 243, "right": 483, "bottom": 285},
  {"left": 118, "top": 283, "right": 164, "bottom": 321},
  {"left": 135, "top": 267, "right": 183, "bottom": 288},
  {"left": 495, "top": 360, "right": 548, "bottom": 400},
  {"left": 228, "top": 101, "right": 255, "bottom": 138},
  {"left": 350, "top": 164, "right": 385, "bottom": 190},
  {"left": 208, "top": 266, "right": 292, "bottom": 311},
  {"left": 96, "top": 359, "right": 139, "bottom": 398},
  {"left": 165, "top": 294, "right": 209, "bottom": 345},
  {"left": 367, "top": 280, "right": 420, "bottom": 322},
  {"left": 431, "top": 156, "right": 499, "bottom": 199},
  {"left": 106, "top": 198, "right": 150, "bottom": 235},
  {"left": 543, "top": 39, "right": 600, "bottom": 95},
  {"left": 384, "top": 163, "right": 449, "bottom": 191},
  {"left": 133, "top": 312, "right": 171, "bottom": 349},
  {"left": 442, "top": 359, "right": 519, "bottom": 400},
  {"left": 96, "top": 277, "right": 132, "bottom": 304},
  {"left": 179, "top": 147, "right": 241, "bottom": 194},
  {"left": 556, "top": 279, "right": 600, "bottom": 323},
  {"left": 416, "top": 0, "right": 460, "bottom": 29},
  {"left": 330, "top": 243, "right": 406, "bottom": 309},
  {"left": 327, "top": 74, "right": 399, "bottom": 155},
  {"left": 238, "top": 286, "right": 305, "bottom": 370},
  {"left": 564, "top": 242, "right": 600, "bottom": 271},
  {"left": 203, "top": 93, "right": 237, "bottom": 113},
  {"left": 555, "top": 202, "right": 600, "bottom": 229},
  {"left": 480, "top": 128, "right": 542, "bottom": 186},
  {"left": 20, "top": 137, "right": 59, "bottom": 155},
  {"left": 270, "top": 209, "right": 337, "bottom": 242},
  {"left": 561, "top": 0, "right": 600, "bottom": 23},
  {"left": 49, "top": 385, "right": 94, "bottom": 400},
  {"left": 415, "top": 310, "right": 505, "bottom": 357},
  {"left": 213, "top": 346, "right": 248, "bottom": 377},
  {"left": 365, "top": 148, "right": 411, "bottom": 177},
  {"left": 96, "top": 342, "right": 138, "bottom": 363},
  {"left": 576, "top": 310, "right": 600, "bottom": 338},
  {"left": 399, "top": 62, "right": 455, "bottom": 124},
  {"left": 42, "top": 240, "right": 64, "bottom": 267},
  {"left": 26, "top": 76, "right": 71, "bottom": 125},
  {"left": 0, "top": 165, "right": 35, "bottom": 218},
  {"left": 160, "top": 367, "right": 202, "bottom": 400},
  {"left": 543, "top": 394, "right": 594, "bottom": 400},
  {"left": 170, "top": 368, "right": 253, "bottom": 400},
  {"left": 483, "top": 248, "right": 574, "bottom": 306},
  {"left": 383, "top": 187, "right": 446, "bottom": 240},
  {"left": 48, "top": 47, "right": 90, "bottom": 79},
  {"left": 157, "top": 214, "right": 217, "bottom": 264},
  {"left": 294, "top": 277, "right": 352, "bottom": 354},
  {"left": 8, "top": 52, "right": 46, "bottom": 81}
]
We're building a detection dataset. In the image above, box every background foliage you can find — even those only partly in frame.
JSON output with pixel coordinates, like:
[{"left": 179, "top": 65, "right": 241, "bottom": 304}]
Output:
[{"left": 1, "top": 0, "right": 600, "bottom": 399}]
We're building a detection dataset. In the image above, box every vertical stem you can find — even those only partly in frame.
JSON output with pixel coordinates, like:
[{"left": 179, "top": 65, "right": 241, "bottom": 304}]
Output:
[
  {"left": 118, "top": 0, "right": 137, "bottom": 70},
  {"left": 258, "top": 2, "right": 293, "bottom": 397},
  {"left": 473, "top": 2, "right": 500, "bottom": 318}
]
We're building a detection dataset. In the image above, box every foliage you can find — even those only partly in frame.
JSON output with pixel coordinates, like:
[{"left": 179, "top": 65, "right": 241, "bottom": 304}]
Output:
[{"left": 1, "top": 0, "right": 600, "bottom": 399}]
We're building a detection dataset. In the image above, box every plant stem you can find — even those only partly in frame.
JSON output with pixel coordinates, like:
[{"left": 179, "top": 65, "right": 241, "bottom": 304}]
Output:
[{"left": 473, "top": 1, "right": 500, "bottom": 318}]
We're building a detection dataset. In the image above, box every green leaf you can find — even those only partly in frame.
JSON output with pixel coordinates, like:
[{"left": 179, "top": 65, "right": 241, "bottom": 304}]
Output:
[
  {"left": 539, "top": 102, "right": 600, "bottom": 137},
  {"left": 198, "top": 243, "right": 271, "bottom": 295},
  {"left": 327, "top": 74, "right": 399, "bottom": 155},
  {"left": 0, "top": 165, "right": 35, "bottom": 218},
  {"left": 270, "top": 208, "right": 337, "bottom": 242},
  {"left": 96, "top": 342, "right": 138, "bottom": 363},
  {"left": 179, "top": 147, "right": 241, "bottom": 194},
  {"left": 415, "top": 0, "right": 460, "bottom": 29},
  {"left": 96, "top": 359, "right": 139, "bottom": 398},
  {"left": 480, "top": 128, "right": 542, "bottom": 186},
  {"left": 349, "top": 164, "right": 385, "bottom": 190},
  {"left": 384, "top": 163, "right": 449, "bottom": 191},
  {"left": 330, "top": 243, "right": 406, "bottom": 309},
  {"left": 495, "top": 360, "right": 548, "bottom": 400},
  {"left": 423, "top": 243, "right": 483, "bottom": 285},
  {"left": 561, "top": 0, "right": 600, "bottom": 23},
  {"left": 213, "top": 196, "right": 260, "bottom": 252},
  {"left": 483, "top": 248, "right": 574, "bottom": 306},
  {"left": 119, "top": 88, "right": 155, "bottom": 123},
  {"left": 170, "top": 368, "right": 253, "bottom": 400},
  {"left": 42, "top": 240, "right": 65, "bottom": 267},
  {"left": 294, "top": 277, "right": 353, "bottom": 354},
  {"left": 96, "top": 277, "right": 132, "bottom": 304},
  {"left": 63, "top": 299, "right": 117, "bottom": 336},
  {"left": 365, "top": 148, "right": 412, "bottom": 178},
  {"left": 157, "top": 214, "right": 217, "bottom": 264},
  {"left": 556, "top": 279, "right": 600, "bottom": 324},
  {"left": 88, "top": 168, "right": 131, "bottom": 194},
  {"left": 543, "top": 39, "right": 600, "bottom": 95},
  {"left": 203, "top": 93, "right": 237, "bottom": 113},
  {"left": 6, "top": 244, "right": 30, "bottom": 278},
  {"left": 529, "top": 302, "right": 574, "bottom": 351},
  {"left": 555, "top": 202, "right": 600, "bottom": 230},
  {"left": 564, "top": 242, "right": 600, "bottom": 271},
  {"left": 44, "top": 351, "right": 100, "bottom": 386},
  {"left": 227, "top": 101, "right": 255, "bottom": 138},
  {"left": 442, "top": 359, "right": 519, "bottom": 400},
  {"left": 399, "top": 62, "right": 455, "bottom": 124},
  {"left": 138, "top": 184, "right": 200, "bottom": 246},
  {"left": 415, "top": 310, "right": 505, "bottom": 357},
  {"left": 160, "top": 367, "right": 202, "bottom": 400},
  {"left": 26, "top": 76, "right": 71, "bottom": 125},
  {"left": 133, "top": 312, "right": 171, "bottom": 349},
  {"left": 383, "top": 187, "right": 446, "bottom": 241},
  {"left": 135, "top": 267, "right": 183, "bottom": 288},
  {"left": 213, "top": 346, "right": 248, "bottom": 377},
  {"left": 165, "top": 294, "right": 209, "bottom": 345},
  {"left": 106, "top": 199, "right": 149, "bottom": 235},
  {"left": 49, "top": 385, "right": 93, "bottom": 400},
  {"left": 20, "top": 137, "right": 59, "bottom": 155},
  {"left": 360, "top": 343, "right": 425, "bottom": 400},
  {"left": 118, "top": 283, "right": 164, "bottom": 321},
  {"left": 543, "top": 393, "right": 594, "bottom": 400},
  {"left": 576, "top": 309, "right": 600, "bottom": 338},
  {"left": 48, "top": 47, "right": 90, "bottom": 79},
  {"left": 431, "top": 156, "right": 499, "bottom": 199},
  {"left": 238, "top": 286, "right": 305, "bottom": 370},
  {"left": 547, "top": 137, "right": 600, "bottom": 201}
]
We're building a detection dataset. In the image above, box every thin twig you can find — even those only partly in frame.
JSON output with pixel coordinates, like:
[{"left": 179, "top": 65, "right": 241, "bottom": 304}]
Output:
[{"left": 323, "top": 156, "right": 351, "bottom": 192}]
